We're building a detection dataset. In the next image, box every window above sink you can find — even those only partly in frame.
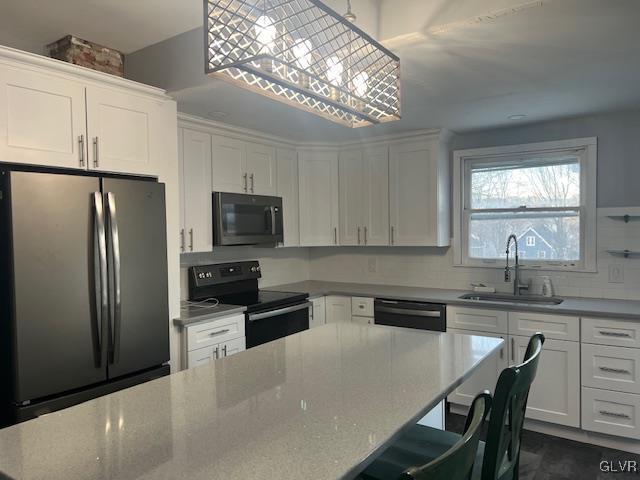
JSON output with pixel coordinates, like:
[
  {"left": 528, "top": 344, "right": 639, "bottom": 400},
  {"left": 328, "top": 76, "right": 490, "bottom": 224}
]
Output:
[{"left": 453, "top": 138, "right": 597, "bottom": 272}]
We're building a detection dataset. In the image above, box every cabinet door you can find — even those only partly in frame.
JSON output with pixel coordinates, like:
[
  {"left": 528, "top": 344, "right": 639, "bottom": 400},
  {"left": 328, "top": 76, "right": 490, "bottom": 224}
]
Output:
[
  {"left": 86, "top": 85, "right": 162, "bottom": 175},
  {"left": 447, "top": 329, "right": 508, "bottom": 407},
  {"left": 220, "top": 337, "right": 246, "bottom": 358},
  {"left": 211, "top": 135, "right": 246, "bottom": 193},
  {"left": 0, "top": 64, "right": 87, "bottom": 169},
  {"left": 178, "top": 129, "right": 186, "bottom": 251},
  {"left": 511, "top": 335, "right": 580, "bottom": 427},
  {"left": 181, "top": 128, "right": 213, "bottom": 252},
  {"left": 246, "top": 142, "right": 276, "bottom": 195},
  {"left": 298, "top": 151, "right": 339, "bottom": 246},
  {"left": 363, "top": 146, "right": 390, "bottom": 245},
  {"left": 276, "top": 148, "right": 300, "bottom": 247},
  {"left": 309, "top": 297, "right": 326, "bottom": 328},
  {"left": 326, "top": 296, "right": 352, "bottom": 323},
  {"left": 389, "top": 140, "right": 437, "bottom": 246},
  {"left": 339, "top": 149, "right": 364, "bottom": 246},
  {"left": 187, "top": 345, "right": 217, "bottom": 368}
]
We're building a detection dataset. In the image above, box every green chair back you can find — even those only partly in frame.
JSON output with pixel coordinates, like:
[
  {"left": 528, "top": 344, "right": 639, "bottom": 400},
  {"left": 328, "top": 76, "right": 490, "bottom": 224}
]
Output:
[
  {"left": 481, "top": 333, "right": 545, "bottom": 480},
  {"left": 400, "top": 392, "right": 492, "bottom": 480}
]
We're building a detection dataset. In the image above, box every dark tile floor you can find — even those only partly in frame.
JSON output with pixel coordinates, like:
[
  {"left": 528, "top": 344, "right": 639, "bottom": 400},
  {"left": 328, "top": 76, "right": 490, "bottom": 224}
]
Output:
[{"left": 446, "top": 412, "right": 640, "bottom": 479}]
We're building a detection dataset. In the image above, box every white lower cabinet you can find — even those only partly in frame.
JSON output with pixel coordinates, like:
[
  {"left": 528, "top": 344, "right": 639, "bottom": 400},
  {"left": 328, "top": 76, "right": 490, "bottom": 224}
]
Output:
[
  {"left": 447, "top": 329, "right": 508, "bottom": 406},
  {"left": 447, "top": 306, "right": 508, "bottom": 334},
  {"left": 182, "top": 313, "right": 246, "bottom": 369},
  {"left": 582, "top": 344, "right": 640, "bottom": 394},
  {"left": 511, "top": 335, "right": 581, "bottom": 427},
  {"left": 309, "top": 297, "right": 326, "bottom": 329},
  {"left": 325, "top": 296, "right": 352, "bottom": 323},
  {"left": 582, "top": 387, "right": 640, "bottom": 440}
]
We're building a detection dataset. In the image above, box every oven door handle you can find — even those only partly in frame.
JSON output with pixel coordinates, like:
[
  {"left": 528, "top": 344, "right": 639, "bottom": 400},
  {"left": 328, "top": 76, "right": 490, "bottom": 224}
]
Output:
[
  {"left": 248, "top": 302, "right": 312, "bottom": 322},
  {"left": 375, "top": 306, "right": 442, "bottom": 318}
]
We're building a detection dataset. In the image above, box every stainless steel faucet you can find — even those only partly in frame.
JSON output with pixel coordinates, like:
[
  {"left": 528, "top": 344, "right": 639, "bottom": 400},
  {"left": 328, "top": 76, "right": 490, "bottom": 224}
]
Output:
[{"left": 505, "top": 234, "right": 528, "bottom": 296}]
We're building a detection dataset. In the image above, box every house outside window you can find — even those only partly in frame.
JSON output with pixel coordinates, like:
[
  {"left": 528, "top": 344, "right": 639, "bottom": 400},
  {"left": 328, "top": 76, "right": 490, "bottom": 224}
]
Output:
[{"left": 453, "top": 138, "right": 597, "bottom": 271}]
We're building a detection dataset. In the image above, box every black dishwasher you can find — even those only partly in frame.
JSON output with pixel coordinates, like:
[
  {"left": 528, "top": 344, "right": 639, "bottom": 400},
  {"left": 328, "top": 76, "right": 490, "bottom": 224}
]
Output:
[{"left": 374, "top": 299, "right": 446, "bottom": 331}]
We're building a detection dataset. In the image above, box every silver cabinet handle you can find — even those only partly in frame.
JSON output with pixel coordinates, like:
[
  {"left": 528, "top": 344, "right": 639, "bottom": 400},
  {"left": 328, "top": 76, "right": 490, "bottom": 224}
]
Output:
[
  {"left": 180, "top": 229, "right": 185, "bottom": 252},
  {"left": 364, "top": 226, "right": 368, "bottom": 245},
  {"left": 334, "top": 227, "right": 338, "bottom": 245},
  {"left": 214, "top": 347, "right": 220, "bottom": 359},
  {"left": 599, "top": 366, "right": 631, "bottom": 374},
  {"left": 357, "top": 227, "right": 361, "bottom": 245},
  {"left": 599, "top": 410, "right": 630, "bottom": 419},
  {"left": 511, "top": 337, "right": 515, "bottom": 362},
  {"left": 310, "top": 302, "right": 314, "bottom": 320},
  {"left": 243, "top": 173, "right": 248, "bottom": 192},
  {"left": 93, "top": 192, "right": 108, "bottom": 367},
  {"left": 92, "top": 137, "right": 99, "bottom": 167},
  {"left": 250, "top": 173, "right": 255, "bottom": 193},
  {"left": 391, "top": 226, "right": 395, "bottom": 245},
  {"left": 189, "top": 228, "right": 194, "bottom": 251},
  {"left": 599, "top": 330, "right": 631, "bottom": 338},
  {"left": 106, "top": 192, "right": 122, "bottom": 364},
  {"left": 78, "top": 135, "right": 85, "bottom": 167},
  {"left": 222, "top": 345, "right": 228, "bottom": 357},
  {"left": 248, "top": 302, "right": 312, "bottom": 322},
  {"left": 208, "top": 329, "right": 230, "bottom": 337}
]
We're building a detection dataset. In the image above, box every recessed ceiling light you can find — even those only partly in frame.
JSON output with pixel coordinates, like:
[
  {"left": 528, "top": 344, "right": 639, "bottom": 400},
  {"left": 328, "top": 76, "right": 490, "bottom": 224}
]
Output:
[
  {"left": 508, "top": 114, "right": 527, "bottom": 120},
  {"left": 207, "top": 111, "right": 228, "bottom": 119}
]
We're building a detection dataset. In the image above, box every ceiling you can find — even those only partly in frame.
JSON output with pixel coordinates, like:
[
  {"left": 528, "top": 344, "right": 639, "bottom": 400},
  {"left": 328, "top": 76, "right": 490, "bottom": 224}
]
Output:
[{"left": 2, "top": 0, "right": 640, "bottom": 142}]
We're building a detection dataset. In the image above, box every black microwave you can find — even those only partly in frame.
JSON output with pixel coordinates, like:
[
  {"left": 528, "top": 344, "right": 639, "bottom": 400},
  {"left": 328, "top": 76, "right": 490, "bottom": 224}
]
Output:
[{"left": 213, "top": 192, "right": 283, "bottom": 246}]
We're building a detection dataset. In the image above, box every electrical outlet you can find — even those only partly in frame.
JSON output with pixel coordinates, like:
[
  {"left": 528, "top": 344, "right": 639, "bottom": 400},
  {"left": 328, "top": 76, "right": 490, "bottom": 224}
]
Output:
[
  {"left": 608, "top": 264, "right": 624, "bottom": 284},
  {"left": 367, "top": 257, "right": 377, "bottom": 273}
]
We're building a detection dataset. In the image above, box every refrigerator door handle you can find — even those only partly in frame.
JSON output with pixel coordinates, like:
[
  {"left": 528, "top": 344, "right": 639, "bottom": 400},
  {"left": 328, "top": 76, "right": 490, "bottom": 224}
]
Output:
[
  {"left": 93, "top": 192, "right": 108, "bottom": 366},
  {"left": 106, "top": 192, "right": 122, "bottom": 364}
]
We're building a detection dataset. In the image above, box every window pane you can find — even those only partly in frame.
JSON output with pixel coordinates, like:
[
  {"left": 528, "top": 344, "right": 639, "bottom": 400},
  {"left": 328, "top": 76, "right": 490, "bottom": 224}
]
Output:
[
  {"left": 468, "top": 211, "right": 580, "bottom": 261},
  {"left": 470, "top": 159, "right": 580, "bottom": 209}
]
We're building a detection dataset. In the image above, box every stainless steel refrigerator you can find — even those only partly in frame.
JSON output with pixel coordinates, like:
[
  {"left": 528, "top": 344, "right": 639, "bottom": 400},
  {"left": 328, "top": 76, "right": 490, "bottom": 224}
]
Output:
[{"left": 0, "top": 169, "right": 170, "bottom": 426}]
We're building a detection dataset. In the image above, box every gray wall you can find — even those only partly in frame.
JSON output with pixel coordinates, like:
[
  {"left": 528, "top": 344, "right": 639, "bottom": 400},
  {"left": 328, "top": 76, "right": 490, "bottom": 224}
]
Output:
[{"left": 451, "top": 109, "right": 640, "bottom": 208}]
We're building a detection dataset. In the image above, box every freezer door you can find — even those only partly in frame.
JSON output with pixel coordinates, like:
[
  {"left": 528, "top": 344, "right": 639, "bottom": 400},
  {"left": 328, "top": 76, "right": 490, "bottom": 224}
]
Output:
[
  {"left": 102, "top": 178, "right": 169, "bottom": 379},
  {"left": 7, "top": 171, "right": 107, "bottom": 402}
]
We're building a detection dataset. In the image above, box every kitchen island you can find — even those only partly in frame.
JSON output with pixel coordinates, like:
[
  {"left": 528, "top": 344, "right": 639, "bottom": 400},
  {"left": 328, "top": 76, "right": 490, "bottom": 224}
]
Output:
[{"left": 0, "top": 323, "right": 502, "bottom": 480}]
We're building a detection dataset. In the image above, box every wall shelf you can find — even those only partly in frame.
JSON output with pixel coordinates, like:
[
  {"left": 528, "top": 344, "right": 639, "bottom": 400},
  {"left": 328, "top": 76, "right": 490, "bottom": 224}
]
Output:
[{"left": 607, "top": 250, "right": 640, "bottom": 259}]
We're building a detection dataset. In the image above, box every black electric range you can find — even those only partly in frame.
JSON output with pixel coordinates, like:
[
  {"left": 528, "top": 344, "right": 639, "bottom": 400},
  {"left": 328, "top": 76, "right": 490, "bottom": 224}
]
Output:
[{"left": 188, "top": 261, "right": 310, "bottom": 348}]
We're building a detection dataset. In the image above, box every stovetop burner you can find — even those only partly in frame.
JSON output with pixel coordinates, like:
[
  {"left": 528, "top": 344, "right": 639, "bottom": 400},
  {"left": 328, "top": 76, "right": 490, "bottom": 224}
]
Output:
[{"left": 188, "top": 261, "right": 308, "bottom": 312}]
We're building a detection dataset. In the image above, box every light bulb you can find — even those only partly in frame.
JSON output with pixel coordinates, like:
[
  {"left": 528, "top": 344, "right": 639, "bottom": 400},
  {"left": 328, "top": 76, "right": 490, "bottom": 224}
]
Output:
[
  {"left": 255, "top": 15, "right": 277, "bottom": 53},
  {"left": 293, "top": 38, "right": 313, "bottom": 69},
  {"left": 326, "top": 56, "right": 343, "bottom": 86},
  {"left": 353, "top": 71, "right": 369, "bottom": 97}
]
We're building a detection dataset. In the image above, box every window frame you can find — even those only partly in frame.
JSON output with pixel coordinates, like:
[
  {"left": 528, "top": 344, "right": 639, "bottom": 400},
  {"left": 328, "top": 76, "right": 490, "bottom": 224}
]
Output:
[{"left": 453, "top": 137, "right": 597, "bottom": 272}]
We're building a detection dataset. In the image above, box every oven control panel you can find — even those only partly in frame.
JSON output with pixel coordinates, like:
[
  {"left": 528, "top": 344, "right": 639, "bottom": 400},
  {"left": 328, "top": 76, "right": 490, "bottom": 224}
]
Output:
[{"left": 189, "top": 261, "right": 261, "bottom": 288}]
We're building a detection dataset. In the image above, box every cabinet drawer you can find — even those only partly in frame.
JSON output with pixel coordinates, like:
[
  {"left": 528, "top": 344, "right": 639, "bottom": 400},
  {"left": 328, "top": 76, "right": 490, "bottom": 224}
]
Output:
[
  {"left": 446, "top": 306, "right": 508, "bottom": 334},
  {"left": 582, "top": 344, "right": 640, "bottom": 394},
  {"left": 582, "top": 317, "right": 640, "bottom": 348},
  {"left": 352, "top": 297, "right": 374, "bottom": 317},
  {"left": 352, "top": 316, "right": 374, "bottom": 325},
  {"left": 582, "top": 387, "right": 640, "bottom": 440},
  {"left": 186, "top": 314, "right": 245, "bottom": 352},
  {"left": 187, "top": 345, "right": 217, "bottom": 368},
  {"left": 509, "top": 311, "right": 579, "bottom": 341}
]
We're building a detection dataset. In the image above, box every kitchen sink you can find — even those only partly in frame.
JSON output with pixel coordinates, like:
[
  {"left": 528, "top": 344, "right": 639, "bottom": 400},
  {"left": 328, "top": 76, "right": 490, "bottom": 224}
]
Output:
[{"left": 459, "top": 293, "right": 564, "bottom": 306}]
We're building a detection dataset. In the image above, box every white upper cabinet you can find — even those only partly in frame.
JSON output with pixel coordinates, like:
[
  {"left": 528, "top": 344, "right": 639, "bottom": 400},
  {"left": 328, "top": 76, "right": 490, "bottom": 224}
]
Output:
[
  {"left": 85, "top": 85, "right": 163, "bottom": 176},
  {"left": 180, "top": 128, "right": 213, "bottom": 253},
  {"left": 339, "top": 149, "right": 364, "bottom": 246},
  {"left": 0, "top": 64, "right": 87, "bottom": 169},
  {"left": 211, "top": 134, "right": 246, "bottom": 194},
  {"left": 276, "top": 148, "right": 300, "bottom": 247},
  {"left": 338, "top": 146, "right": 389, "bottom": 246},
  {"left": 246, "top": 142, "right": 276, "bottom": 195},
  {"left": 389, "top": 136, "right": 450, "bottom": 246},
  {"left": 298, "top": 150, "right": 339, "bottom": 246},
  {"left": 362, "top": 146, "right": 389, "bottom": 246}
]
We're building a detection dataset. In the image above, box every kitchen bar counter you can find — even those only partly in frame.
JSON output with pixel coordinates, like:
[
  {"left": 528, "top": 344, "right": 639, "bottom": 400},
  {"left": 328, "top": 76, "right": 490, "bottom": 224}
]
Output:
[
  {"left": 0, "top": 324, "right": 501, "bottom": 480},
  {"left": 267, "top": 280, "right": 640, "bottom": 320}
]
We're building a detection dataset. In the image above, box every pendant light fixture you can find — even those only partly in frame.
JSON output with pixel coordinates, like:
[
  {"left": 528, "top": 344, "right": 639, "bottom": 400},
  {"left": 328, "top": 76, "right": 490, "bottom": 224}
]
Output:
[{"left": 204, "top": 0, "right": 401, "bottom": 127}]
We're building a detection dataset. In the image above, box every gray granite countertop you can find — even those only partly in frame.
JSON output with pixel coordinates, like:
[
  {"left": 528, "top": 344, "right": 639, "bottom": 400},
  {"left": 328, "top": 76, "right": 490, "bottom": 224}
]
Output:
[
  {"left": 0, "top": 324, "right": 501, "bottom": 480},
  {"left": 266, "top": 280, "right": 640, "bottom": 320},
  {"left": 173, "top": 302, "right": 247, "bottom": 326}
]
